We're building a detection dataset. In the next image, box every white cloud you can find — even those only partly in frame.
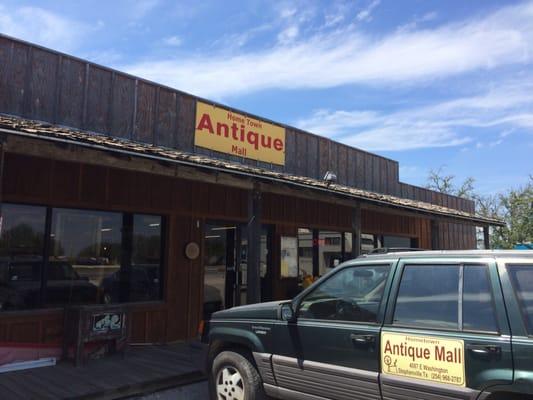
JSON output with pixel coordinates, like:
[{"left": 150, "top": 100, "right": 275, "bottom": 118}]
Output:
[
  {"left": 499, "top": 129, "right": 514, "bottom": 138},
  {"left": 0, "top": 5, "right": 93, "bottom": 52},
  {"left": 398, "top": 11, "right": 438, "bottom": 32},
  {"left": 279, "top": 6, "right": 297, "bottom": 19},
  {"left": 163, "top": 35, "right": 182, "bottom": 47},
  {"left": 277, "top": 25, "right": 299, "bottom": 44},
  {"left": 323, "top": 1, "right": 350, "bottom": 28},
  {"left": 211, "top": 24, "right": 273, "bottom": 51},
  {"left": 122, "top": 1, "right": 533, "bottom": 99},
  {"left": 296, "top": 79, "right": 533, "bottom": 151},
  {"left": 356, "top": 0, "right": 381, "bottom": 22}
]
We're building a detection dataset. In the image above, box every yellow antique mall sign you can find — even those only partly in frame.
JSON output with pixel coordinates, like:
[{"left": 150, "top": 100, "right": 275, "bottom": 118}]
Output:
[
  {"left": 194, "top": 101, "right": 286, "bottom": 165},
  {"left": 381, "top": 332, "right": 466, "bottom": 387}
]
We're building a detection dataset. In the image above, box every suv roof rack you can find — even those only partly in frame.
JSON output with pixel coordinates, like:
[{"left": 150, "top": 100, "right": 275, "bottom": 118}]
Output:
[{"left": 363, "top": 247, "right": 425, "bottom": 256}]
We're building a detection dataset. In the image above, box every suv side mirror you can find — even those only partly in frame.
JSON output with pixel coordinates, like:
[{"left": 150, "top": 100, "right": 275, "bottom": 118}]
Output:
[{"left": 280, "top": 303, "right": 296, "bottom": 322}]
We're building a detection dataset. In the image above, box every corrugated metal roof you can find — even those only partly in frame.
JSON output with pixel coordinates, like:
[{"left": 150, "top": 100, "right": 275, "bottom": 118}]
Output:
[{"left": 0, "top": 114, "right": 504, "bottom": 226}]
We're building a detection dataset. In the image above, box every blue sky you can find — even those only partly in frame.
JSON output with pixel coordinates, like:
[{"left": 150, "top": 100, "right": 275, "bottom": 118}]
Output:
[{"left": 0, "top": 0, "right": 532, "bottom": 195}]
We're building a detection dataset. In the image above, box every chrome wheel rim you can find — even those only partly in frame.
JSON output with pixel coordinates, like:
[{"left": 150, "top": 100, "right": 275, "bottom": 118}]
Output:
[{"left": 216, "top": 366, "right": 245, "bottom": 400}]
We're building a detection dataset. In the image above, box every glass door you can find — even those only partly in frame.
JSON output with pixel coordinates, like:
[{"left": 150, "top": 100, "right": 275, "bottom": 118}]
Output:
[
  {"left": 203, "top": 222, "right": 272, "bottom": 319},
  {"left": 203, "top": 223, "right": 236, "bottom": 319}
]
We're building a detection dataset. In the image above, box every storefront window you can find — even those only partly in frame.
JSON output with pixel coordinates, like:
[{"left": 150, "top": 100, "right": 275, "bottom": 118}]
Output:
[
  {"left": 0, "top": 203, "right": 165, "bottom": 311},
  {"left": 0, "top": 204, "right": 46, "bottom": 310},
  {"left": 318, "top": 231, "right": 343, "bottom": 276},
  {"left": 260, "top": 226, "right": 272, "bottom": 302},
  {"left": 130, "top": 214, "right": 163, "bottom": 302},
  {"left": 382, "top": 235, "right": 413, "bottom": 248},
  {"left": 298, "top": 228, "right": 313, "bottom": 279},
  {"left": 344, "top": 232, "right": 353, "bottom": 260},
  {"left": 361, "top": 233, "right": 379, "bottom": 254},
  {"left": 48, "top": 208, "right": 122, "bottom": 306},
  {"left": 360, "top": 234, "right": 417, "bottom": 254}
]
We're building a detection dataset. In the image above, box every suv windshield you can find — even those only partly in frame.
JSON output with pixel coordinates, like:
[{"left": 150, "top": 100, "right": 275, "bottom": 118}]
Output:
[{"left": 507, "top": 264, "right": 533, "bottom": 335}]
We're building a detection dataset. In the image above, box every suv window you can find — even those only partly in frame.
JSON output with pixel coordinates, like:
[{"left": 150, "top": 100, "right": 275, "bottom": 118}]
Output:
[
  {"left": 394, "top": 264, "right": 498, "bottom": 332},
  {"left": 394, "top": 265, "right": 459, "bottom": 329},
  {"left": 463, "top": 265, "right": 498, "bottom": 332},
  {"left": 507, "top": 264, "right": 533, "bottom": 335},
  {"left": 298, "top": 265, "right": 390, "bottom": 323}
]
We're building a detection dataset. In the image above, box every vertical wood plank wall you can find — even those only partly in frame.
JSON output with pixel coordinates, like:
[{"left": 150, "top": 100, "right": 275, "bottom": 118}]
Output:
[
  {"left": 0, "top": 153, "right": 476, "bottom": 344},
  {"left": 0, "top": 35, "right": 474, "bottom": 215},
  {"left": 0, "top": 153, "right": 249, "bottom": 345}
]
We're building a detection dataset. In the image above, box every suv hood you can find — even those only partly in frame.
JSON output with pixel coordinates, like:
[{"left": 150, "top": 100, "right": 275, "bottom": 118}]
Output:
[{"left": 211, "top": 300, "right": 289, "bottom": 320}]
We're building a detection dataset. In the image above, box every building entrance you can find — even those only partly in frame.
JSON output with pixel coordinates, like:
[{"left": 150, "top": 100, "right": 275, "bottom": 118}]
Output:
[{"left": 203, "top": 222, "right": 271, "bottom": 318}]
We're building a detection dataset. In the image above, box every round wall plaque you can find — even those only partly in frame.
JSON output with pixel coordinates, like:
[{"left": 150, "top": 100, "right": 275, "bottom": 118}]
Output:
[{"left": 185, "top": 242, "right": 200, "bottom": 260}]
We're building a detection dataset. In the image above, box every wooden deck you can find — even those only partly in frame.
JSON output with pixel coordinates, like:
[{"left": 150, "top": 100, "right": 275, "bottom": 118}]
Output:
[{"left": 0, "top": 343, "right": 205, "bottom": 400}]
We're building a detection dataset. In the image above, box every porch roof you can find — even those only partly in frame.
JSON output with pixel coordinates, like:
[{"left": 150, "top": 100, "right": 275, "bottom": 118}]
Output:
[{"left": 0, "top": 114, "right": 503, "bottom": 226}]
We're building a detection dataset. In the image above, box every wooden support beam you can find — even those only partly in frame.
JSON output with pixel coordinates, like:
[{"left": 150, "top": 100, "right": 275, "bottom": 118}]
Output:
[
  {"left": 483, "top": 225, "right": 490, "bottom": 250},
  {"left": 0, "top": 141, "right": 4, "bottom": 209},
  {"left": 312, "top": 229, "right": 319, "bottom": 276},
  {"left": 246, "top": 183, "right": 262, "bottom": 304},
  {"left": 352, "top": 203, "right": 362, "bottom": 258},
  {"left": 431, "top": 220, "right": 440, "bottom": 250}
]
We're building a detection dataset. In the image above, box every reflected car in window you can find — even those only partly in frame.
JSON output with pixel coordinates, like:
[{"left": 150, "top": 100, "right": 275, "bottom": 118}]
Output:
[
  {"left": 100, "top": 264, "right": 161, "bottom": 304},
  {"left": 0, "top": 260, "right": 98, "bottom": 310}
]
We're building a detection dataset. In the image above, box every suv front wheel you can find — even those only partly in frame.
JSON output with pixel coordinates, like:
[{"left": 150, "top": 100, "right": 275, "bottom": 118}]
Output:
[{"left": 210, "top": 350, "right": 267, "bottom": 400}]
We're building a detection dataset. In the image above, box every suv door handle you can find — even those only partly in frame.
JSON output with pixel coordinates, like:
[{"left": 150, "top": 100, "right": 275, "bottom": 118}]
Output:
[
  {"left": 350, "top": 334, "right": 376, "bottom": 344},
  {"left": 466, "top": 344, "right": 501, "bottom": 357}
]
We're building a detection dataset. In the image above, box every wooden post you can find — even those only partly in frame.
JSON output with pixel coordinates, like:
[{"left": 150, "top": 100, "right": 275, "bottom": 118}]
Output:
[
  {"left": 312, "top": 229, "right": 319, "bottom": 276},
  {"left": 483, "top": 225, "right": 490, "bottom": 250},
  {"left": 431, "top": 220, "right": 440, "bottom": 250},
  {"left": 352, "top": 203, "right": 362, "bottom": 258},
  {"left": 247, "top": 183, "right": 262, "bottom": 304},
  {"left": 0, "top": 141, "right": 4, "bottom": 213}
]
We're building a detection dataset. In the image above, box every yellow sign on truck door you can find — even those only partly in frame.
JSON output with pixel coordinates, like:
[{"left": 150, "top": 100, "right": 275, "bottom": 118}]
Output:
[
  {"left": 194, "top": 101, "right": 286, "bottom": 165},
  {"left": 381, "top": 332, "right": 465, "bottom": 387}
]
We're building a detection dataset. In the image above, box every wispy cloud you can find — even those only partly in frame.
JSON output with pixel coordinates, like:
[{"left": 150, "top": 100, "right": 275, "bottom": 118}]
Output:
[
  {"left": 296, "top": 79, "right": 533, "bottom": 151},
  {"left": 163, "top": 35, "right": 182, "bottom": 47},
  {"left": 356, "top": 0, "right": 381, "bottom": 22},
  {"left": 277, "top": 25, "right": 299, "bottom": 44},
  {"left": 122, "top": 1, "right": 533, "bottom": 99},
  {"left": 210, "top": 24, "right": 273, "bottom": 51},
  {"left": 397, "top": 11, "right": 438, "bottom": 32},
  {"left": 0, "top": 5, "right": 94, "bottom": 52}
]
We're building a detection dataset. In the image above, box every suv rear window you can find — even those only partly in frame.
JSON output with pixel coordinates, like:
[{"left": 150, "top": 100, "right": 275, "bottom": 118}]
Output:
[
  {"left": 393, "top": 264, "right": 498, "bottom": 332},
  {"left": 507, "top": 264, "right": 533, "bottom": 335}
]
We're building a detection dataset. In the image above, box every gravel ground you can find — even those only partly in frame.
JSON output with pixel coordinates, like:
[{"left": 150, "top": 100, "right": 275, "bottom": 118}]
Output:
[{"left": 130, "top": 380, "right": 209, "bottom": 400}]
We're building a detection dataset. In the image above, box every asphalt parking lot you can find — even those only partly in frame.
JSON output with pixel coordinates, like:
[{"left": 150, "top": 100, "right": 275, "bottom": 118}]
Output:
[{"left": 131, "top": 380, "right": 209, "bottom": 400}]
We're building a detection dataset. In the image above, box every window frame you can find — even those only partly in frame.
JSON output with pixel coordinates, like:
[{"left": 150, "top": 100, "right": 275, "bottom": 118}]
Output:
[
  {"left": 388, "top": 261, "right": 500, "bottom": 335},
  {"left": 506, "top": 263, "right": 533, "bottom": 337},
  {"left": 294, "top": 261, "right": 394, "bottom": 326},
  {"left": 0, "top": 201, "right": 167, "bottom": 311}
]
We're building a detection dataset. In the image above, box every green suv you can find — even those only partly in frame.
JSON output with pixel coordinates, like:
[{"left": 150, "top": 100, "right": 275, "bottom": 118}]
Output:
[{"left": 200, "top": 251, "right": 533, "bottom": 400}]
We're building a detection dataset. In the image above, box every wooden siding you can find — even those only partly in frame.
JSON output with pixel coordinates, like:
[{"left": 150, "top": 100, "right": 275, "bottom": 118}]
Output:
[
  {"left": 362, "top": 209, "right": 432, "bottom": 249},
  {"left": 0, "top": 34, "right": 475, "bottom": 213},
  {"left": 0, "top": 152, "right": 476, "bottom": 344},
  {"left": 0, "top": 152, "right": 249, "bottom": 344},
  {"left": 262, "top": 192, "right": 353, "bottom": 231}
]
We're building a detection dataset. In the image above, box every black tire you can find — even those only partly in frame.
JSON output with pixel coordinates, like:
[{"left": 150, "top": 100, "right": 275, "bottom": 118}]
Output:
[{"left": 209, "top": 350, "right": 267, "bottom": 400}]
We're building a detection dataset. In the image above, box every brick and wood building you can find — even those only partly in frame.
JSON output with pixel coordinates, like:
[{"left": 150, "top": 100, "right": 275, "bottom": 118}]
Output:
[{"left": 0, "top": 34, "right": 501, "bottom": 366}]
